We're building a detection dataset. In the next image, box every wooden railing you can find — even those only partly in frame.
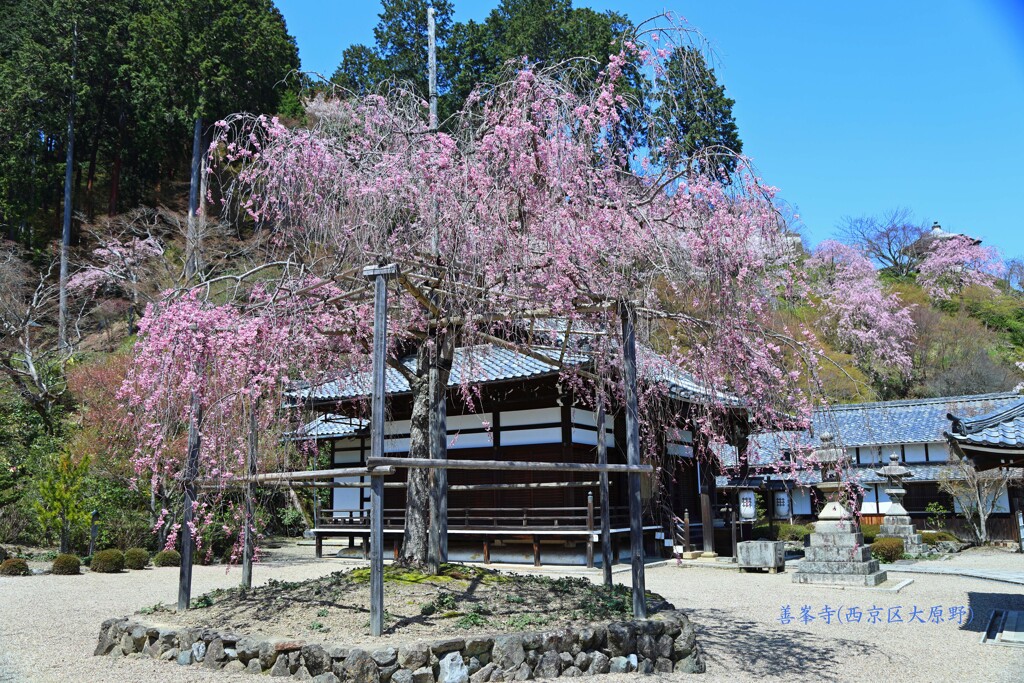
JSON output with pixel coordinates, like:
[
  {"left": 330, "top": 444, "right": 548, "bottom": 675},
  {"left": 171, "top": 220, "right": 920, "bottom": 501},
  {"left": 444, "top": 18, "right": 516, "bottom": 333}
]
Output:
[{"left": 318, "top": 505, "right": 633, "bottom": 531}]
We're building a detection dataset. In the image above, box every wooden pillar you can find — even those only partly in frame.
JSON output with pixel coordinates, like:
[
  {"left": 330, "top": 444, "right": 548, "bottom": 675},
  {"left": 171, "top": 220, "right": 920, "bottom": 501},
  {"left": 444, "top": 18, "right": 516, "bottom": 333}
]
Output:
[
  {"left": 365, "top": 264, "right": 396, "bottom": 637},
  {"left": 532, "top": 535, "right": 541, "bottom": 567},
  {"left": 242, "top": 403, "right": 258, "bottom": 588},
  {"left": 700, "top": 493, "right": 714, "bottom": 554},
  {"left": 178, "top": 389, "right": 202, "bottom": 612},
  {"left": 621, "top": 304, "right": 647, "bottom": 618},
  {"left": 683, "top": 509, "right": 691, "bottom": 552},
  {"left": 483, "top": 539, "right": 490, "bottom": 564},
  {"left": 597, "top": 395, "right": 613, "bottom": 587},
  {"left": 586, "top": 491, "right": 595, "bottom": 568}
]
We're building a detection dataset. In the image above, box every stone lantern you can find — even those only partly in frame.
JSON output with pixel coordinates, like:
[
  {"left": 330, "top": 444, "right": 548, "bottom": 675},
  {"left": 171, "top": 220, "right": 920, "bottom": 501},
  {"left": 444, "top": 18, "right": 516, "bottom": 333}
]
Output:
[
  {"left": 874, "top": 453, "right": 924, "bottom": 555},
  {"left": 792, "top": 432, "right": 888, "bottom": 586},
  {"left": 813, "top": 433, "right": 852, "bottom": 522}
]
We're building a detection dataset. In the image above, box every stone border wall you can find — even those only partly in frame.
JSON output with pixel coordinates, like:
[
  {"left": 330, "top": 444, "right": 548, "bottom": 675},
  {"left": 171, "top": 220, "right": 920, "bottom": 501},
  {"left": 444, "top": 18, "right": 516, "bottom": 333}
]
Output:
[{"left": 94, "top": 611, "right": 705, "bottom": 681}]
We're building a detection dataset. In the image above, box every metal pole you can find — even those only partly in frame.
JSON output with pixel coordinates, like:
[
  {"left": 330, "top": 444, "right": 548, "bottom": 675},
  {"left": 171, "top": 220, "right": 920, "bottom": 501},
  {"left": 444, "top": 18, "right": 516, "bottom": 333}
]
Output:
[
  {"left": 597, "top": 392, "right": 612, "bottom": 587},
  {"left": 365, "top": 264, "right": 396, "bottom": 637},
  {"left": 178, "top": 389, "right": 202, "bottom": 611},
  {"left": 621, "top": 303, "right": 646, "bottom": 618}
]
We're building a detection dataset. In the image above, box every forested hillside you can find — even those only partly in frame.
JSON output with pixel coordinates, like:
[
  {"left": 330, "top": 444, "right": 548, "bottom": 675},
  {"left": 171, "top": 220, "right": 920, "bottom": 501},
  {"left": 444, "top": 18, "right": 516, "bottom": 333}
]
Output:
[{"left": 1, "top": 0, "right": 1020, "bottom": 559}]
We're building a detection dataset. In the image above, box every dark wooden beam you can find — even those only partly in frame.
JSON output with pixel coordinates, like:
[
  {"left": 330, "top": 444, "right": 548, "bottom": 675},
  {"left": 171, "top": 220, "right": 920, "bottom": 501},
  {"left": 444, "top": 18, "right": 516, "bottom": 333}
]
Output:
[
  {"left": 597, "top": 393, "right": 613, "bottom": 587},
  {"left": 178, "top": 389, "right": 202, "bottom": 612},
  {"left": 621, "top": 303, "right": 647, "bottom": 618},
  {"left": 367, "top": 457, "right": 653, "bottom": 474}
]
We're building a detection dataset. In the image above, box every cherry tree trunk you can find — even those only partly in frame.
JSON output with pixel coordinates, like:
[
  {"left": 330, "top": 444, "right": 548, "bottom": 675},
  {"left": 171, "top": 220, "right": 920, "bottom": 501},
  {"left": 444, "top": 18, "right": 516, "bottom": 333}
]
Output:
[{"left": 400, "top": 345, "right": 432, "bottom": 566}]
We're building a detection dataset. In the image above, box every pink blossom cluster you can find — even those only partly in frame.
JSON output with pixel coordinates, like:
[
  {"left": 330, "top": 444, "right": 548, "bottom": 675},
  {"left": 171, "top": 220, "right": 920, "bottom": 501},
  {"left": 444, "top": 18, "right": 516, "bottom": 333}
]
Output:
[{"left": 917, "top": 235, "right": 1004, "bottom": 300}]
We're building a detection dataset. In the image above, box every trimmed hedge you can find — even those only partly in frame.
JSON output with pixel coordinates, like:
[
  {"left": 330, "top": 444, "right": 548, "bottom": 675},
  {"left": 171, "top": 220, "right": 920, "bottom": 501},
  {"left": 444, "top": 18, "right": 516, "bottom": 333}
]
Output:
[
  {"left": 124, "top": 548, "right": 150, "bottom": 570},
  {"left": 153, "top": 549, "right": 181, "bottom": 567},
  {"left": 859, "top": 523, "right": 880, "bottom": 544},
  {"left": 51, "top": 554, "right": 81, "bottom": 575},
  {"left": 752, "top": 523, "right": 814, "bottom": 542},
  {"left": 91, "top": 549, "right": 125, "bottom": 573},
  {"left": 0, "top": 558, "right": 31, "bottom": 576},
  {"left": 921, "top": 531, "right": 959, "bottom": 545},
  {"left": 871, "top": 537, "right": 904, "bottom": 563}
]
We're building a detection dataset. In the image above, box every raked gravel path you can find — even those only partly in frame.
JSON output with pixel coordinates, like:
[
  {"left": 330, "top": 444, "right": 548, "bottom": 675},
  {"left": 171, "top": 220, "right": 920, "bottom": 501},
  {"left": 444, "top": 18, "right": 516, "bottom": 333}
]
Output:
[{"left": 1, "top": 542, "right": 1022, "bottom": 683}]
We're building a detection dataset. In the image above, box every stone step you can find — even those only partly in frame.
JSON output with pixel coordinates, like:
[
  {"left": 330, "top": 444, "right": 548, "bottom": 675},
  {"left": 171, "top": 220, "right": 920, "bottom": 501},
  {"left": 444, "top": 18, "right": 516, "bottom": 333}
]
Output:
[
  {"left": 812, "top": 521, "right": 859, "bottom": 534},
  {"left": 791, "top": 570, "right": 888, "bottom": 587},
  {"left": 880, "top": 525, "right": 918, "bottom": 536},
  {"left": 808, "top": 532, "right": 865, "bottom": 548},
  {"left": 803, "top": 546, "right": 872, "bottom": 563},
  {"left": 797, "top": 560, "right": 881, "bottom": 575}
]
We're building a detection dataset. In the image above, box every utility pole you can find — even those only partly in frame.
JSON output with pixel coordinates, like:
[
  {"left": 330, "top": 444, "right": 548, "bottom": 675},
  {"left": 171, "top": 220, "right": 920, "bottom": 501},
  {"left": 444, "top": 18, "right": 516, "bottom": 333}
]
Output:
[{"left": 58, "top": 18, "right": 78, "bottom": 352}]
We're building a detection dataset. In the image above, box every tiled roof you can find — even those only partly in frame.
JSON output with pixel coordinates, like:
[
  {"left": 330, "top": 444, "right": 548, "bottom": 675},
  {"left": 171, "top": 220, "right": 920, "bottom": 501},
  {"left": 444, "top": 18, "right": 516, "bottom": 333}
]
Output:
[
  {"left": 286, "top": 414, "right": 368, "bottom": 440},
  {"left": 293, "top": 343, "right": 737, "bottom": 406},
  {"left": 716, "top": 462, "right": 965, "bottom": 489},
  {"left": 735, "top": 393, "right": 1022, "bottom": 466},
  {"left": 947, "top": 397, "right": 1024, "bottom": 448}
]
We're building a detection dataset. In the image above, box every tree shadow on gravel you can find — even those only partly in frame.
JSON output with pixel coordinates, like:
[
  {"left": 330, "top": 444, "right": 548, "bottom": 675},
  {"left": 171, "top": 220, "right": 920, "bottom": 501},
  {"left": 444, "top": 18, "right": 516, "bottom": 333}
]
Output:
[
  {"left": 964, "top": 591, "right": 1024, "bottom": 635},
  {"left": 687, "top": 609, "right": 875, "bottom": 681}
]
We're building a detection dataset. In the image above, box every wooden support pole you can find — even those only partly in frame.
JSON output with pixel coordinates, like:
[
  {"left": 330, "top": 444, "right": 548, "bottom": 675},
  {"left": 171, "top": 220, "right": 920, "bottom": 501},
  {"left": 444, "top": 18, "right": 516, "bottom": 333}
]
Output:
[
  {"left": 683, "top": 509, "right": 691, "bottom": 552},
  {"left": 242, "top": 403, "right": 258, "bottom": 589},
  {"left": 621, "top": 303, "right": 647, "bottom": 618},
  {"left": 365, "top": 264, "right": 396, "bottom": 638},
  {"left": 701, "top": 493, "right": 715, "bottom": 554},
  {"left": 533, "top": 535, "right": 541, "bottom": 567},
  {"left": 367, "top": 457, "right": 652, "bottom": 474},
  {"left": 597, "top": 393, "right": 612, "bottom": 587},
  {"left": 586, "top": 491, "right": 595, "bottom": 569},
  {"left": 178, "top": 390, "right": 202, "bottom": 612},
  {"left": 428, "top": 347, "right": 448, "bottom": 574}
]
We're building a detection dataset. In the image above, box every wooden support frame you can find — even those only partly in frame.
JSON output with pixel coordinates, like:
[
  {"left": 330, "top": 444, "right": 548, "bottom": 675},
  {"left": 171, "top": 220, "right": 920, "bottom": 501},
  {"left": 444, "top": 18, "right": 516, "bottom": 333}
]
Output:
[
  {"left": 621, "top": 303, "right": 647, "bottom": 618},
  {"left": 366, "top": 263, "right": 397, "bottom": 638},
  {"left": 367, "top": 457, "right": 653, "bottom": 474}
]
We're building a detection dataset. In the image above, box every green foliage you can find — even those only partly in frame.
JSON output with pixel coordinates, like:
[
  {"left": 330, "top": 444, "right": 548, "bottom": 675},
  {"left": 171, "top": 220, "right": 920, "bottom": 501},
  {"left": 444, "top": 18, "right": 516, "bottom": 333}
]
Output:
[
  {"left": 124, "top": 547, "right": 150, "bottom": 570},
  {"left": 0, "top": 557, "right": 31, "bottom": 576},
  {"left": 456, "top": 612, "right": 487, "bottom": 629},
  {"left": 752, "top": 523, "right": 813, "bottom": 542},
  {"left": 925, "top": 502, "right": 950, "bottom": 531},
  {"left": 870, "top": 537, "right": 904, "bottom": 563},
  {"left": 190, "top": 594, "right": 214, "bottom": 609},
  {"left": 860, "top": 524, "right": 880, "bottom": 544},
  {"left": 90, "top": 548, "right": 124, "bottom": 573},
  {"left": 308, "top": 620, "right": 325, "bottom": 631},
  {"left": 34, "top": 453, "right": 90, "bottom": 553},
  {"left": 434, "top": 592, "right": 458, "bottom": 611},
  {"left": 153, "top": 549, "right": 181, "bottom": 567},
  {"left": 278, "top": 506, "right": 306, "bottom": 536},
  {"left": 51, "top": 553, "right": 81, "bottom": 575}
]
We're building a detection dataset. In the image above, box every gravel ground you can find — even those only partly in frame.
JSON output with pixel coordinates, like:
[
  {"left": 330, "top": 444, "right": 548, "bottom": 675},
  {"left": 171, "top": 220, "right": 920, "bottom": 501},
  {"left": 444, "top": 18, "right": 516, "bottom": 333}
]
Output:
[{"left": 1, "top": 542, "right": 1022, "bottom": 683}]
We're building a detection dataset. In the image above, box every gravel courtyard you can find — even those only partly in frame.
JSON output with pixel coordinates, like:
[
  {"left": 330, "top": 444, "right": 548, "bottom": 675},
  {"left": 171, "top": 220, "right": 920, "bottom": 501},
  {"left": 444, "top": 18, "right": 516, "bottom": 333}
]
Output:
[{"left": 1, "top": 543, "right": 1022, "bottom": 683}]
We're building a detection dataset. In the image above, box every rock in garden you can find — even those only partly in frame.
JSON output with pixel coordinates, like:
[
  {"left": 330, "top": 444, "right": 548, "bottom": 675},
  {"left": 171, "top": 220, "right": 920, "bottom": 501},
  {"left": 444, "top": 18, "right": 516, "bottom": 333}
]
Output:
[
  {"left": 303, "top": 644, "right": 332, "bottom": 676},
  {"left": 399, "top": 642, "right": 431, "bottom": 670},
  {"left": 655, "top": 634, "right": 673, "bottom": 659},
  {"left": 343, "top": 649, "right": 380, "bottom": 683},
  {"left": 176, "top": 649, "right": 194, "bottom": 666},
  {"left": 637, "top": 634, "right": 657, "bottom": 660},
  {"left": 608, "top": 657, "right": 629, "bottom": 674},
  {"left": 512, "top": 663, "right": 532, "bottom": 681},
  {"left": 465, "top": 637, "right": 492, "bottom": 658},
  {"left": 246, "top": 658, "right": 264, "bottom": 674},
  {"left": 534, "top": 650, "right": 561, "bottom": 679},
  {"left": 586, "top": 652, "right": 609, "bottom": 676},
  {"left": 205, "top": 638, "right": 227, "bottom": 668},
  {"left": 572, "top": 652, "right": 589, "bottom": 670},
  {"left": 558, "top": 653, "right": 573, "bottom": 670},
  {"left": 433, "top": 638, "right": 466, "bottom": 656},
  {"left": 313, "top": 674, "right": 341, "bottom": 683},
  {"left": 372, "top": 647, "right": 398, "bottom": 666},
  {"left": 294, "top": 666, "right": 313, "bottom": 681},
  {"left": 471, "top": 663, "right": 497, "bottom": 683},
  {"left": 270, "top": 654, "right": 291, "bottom": 677},
  {"left": 192, "top": 641, "right": 207, "bottom": 663},
  {"left": 412, "top": 666, "right": 436, "bottom": 683},
  {"left": 120, "top": 633, "right": 136, "bottom": 656},
  {"left": 391, "top": 668, "right": 414, "bottom": 683},
  {"left": 223, "top": 660, "right": 246, "bottom": 673},
  {"left": 131, "top": 624, "right": 148, "bottom": 650},
  {"left": 439, "top": 651, "right": 469, "bottom": 683},
  {"left": 637, "top": 658, "right": 654, "bottom": 675},
  {"left": 674, "top": 654, "right": 704, "bottom": 674},
  {"left": 237, "top": 637, "right": 261, "bottom": 663},
  {"left": 654, "top": 658, "right": 673, "bottom": 673},
  {"left": 162, "top": 648, "right": 179, "bottom": 662},
  {"left": 261, "top": 641, "right": 282, "bottom": 669},
  {"left": 380, "top": 662, "right": 401, "bottom": 683},
  {"left": 606, "top": 623, "right": 636, "bottom": 658},
  {"left": 491, "top": 635, "right": 525, "bottom": 671},
  {"left": 561, "top": 666, "right": 583, "bottom": 677},
  {"left": 673, "top": 626, "right": 696, "bottom": 660}
]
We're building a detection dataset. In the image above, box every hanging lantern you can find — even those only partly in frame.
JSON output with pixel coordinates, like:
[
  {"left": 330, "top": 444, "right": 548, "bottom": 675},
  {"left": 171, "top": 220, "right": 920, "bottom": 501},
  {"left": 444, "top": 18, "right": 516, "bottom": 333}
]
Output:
[
  {"left": 738, "top": 489, "right": 757, "bottom": 520},
  {"left": 773, "top": 490, "right": 791, "bottom": 517}
]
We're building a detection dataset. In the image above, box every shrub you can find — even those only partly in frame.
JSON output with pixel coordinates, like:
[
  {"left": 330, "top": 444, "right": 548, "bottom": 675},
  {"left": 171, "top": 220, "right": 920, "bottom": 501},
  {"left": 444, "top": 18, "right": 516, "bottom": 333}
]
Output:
[
  {"left": 871, "top": 537, "right": 904, "bottom": 563},
  {"left": 51, "top": 554, "right": 81, "bottom": 575},
  {"left": 153, "top": 549, "right": 181, "bottom": 567},
  {"left": 0, "top": 558, "right": 30, "bottom": 576},
  {"left": 0, "top": 545, "right": 8, "bottom": 562},
  {"left": 921, "top": 531, "right": 959, "bottom": 545},
  {"left": 777, "top": 523, "right": 813, "bottom": 542},
  {"left": 124, "top": 548, "right": 150, "bottom": 570},
  {"left": 90, "top": 549, "right": 125, "bottom": 573},
  {"left": 860, "top": 523, "right": 880, "bottom": 544}
]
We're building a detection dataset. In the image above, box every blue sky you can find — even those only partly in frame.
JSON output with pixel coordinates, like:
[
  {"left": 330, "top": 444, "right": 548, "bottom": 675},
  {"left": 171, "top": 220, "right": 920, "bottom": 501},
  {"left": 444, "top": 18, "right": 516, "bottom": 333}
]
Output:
[{"left": 275, "top": 1, "right": 1024, "bottom": 257}]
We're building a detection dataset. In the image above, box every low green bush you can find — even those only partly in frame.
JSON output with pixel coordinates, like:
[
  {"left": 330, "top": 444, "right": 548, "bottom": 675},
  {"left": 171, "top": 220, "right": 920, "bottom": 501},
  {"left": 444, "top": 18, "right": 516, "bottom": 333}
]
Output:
[
  {"left": 751, "top": 523, "right": 813, "bottom": 542},
  {"left": 0, "top": 558, "right": 30, "bottom": 576},
  {"left": 921, "top": 531, "right": 959, "bottom": 545},
  {"left": 91, "top": 549, "right": 125, "bottom": 573},
  {"left": 153, "top": 549, "right": 181, "bottom": 567},
  {"left": 859, "top": 523, "right": 880, "bottom": 544},
  {"left": 871, "top": 537, "right": 904, "bottom": 563},
  {"left": 124, "top": 548, "right": 150, "bottom": 570},
  {"left": 51, "top": 554, "right": 81, "bottom": 575}
]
